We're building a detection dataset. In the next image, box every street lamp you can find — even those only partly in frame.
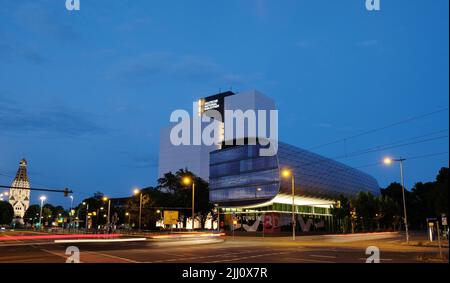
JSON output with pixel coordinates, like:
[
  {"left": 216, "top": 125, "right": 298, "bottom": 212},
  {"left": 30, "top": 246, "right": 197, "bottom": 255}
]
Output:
[
  {"left": 125, "top": 212, "right": 131, "bottom": 227},
  {"left": 133, "top": 188, "right": 143, "bottom": 232},
  {"left": 182, "top": 176, "right": 195, "bottom": 230},
  {"left": 38, "top": 196, "right": 46, "bottom": 230},
  {"left": 69, "top": 195, "right": 74, "bottom": 230},
  {"left": 214, "top": 203, "right": 220, "bottom": 232},
  {"left": 102, "top": 196, "right": 111, "bottom": 231},
  {"left": 384, "top": 157, "right": 410, "bottom": 243},
  {"left": 96, "top": 207, "right": 104, "bottom": 227},
  {"left": 281, "top": 169, "right": 296, "bottom": 241},
  {"left": 82, "top": 202, "right": 89, "bottom": 232}
]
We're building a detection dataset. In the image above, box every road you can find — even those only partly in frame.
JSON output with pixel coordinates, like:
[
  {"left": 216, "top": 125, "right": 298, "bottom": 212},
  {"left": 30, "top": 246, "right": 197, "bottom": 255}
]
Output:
[{"left": 0, "top": 230, "right": 447, "bottom": 263}]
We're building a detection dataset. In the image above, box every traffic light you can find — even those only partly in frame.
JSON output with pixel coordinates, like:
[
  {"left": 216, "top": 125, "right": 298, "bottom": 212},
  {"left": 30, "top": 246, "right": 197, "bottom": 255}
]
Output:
[{"left": 64, "top": 188, "right": 70, "bottom": 197}]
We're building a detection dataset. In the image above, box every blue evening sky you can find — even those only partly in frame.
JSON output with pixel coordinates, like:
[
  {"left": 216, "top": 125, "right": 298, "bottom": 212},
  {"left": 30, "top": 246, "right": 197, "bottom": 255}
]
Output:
[{"left": 0, "top": 0, "right": 448, "bottom": 207}]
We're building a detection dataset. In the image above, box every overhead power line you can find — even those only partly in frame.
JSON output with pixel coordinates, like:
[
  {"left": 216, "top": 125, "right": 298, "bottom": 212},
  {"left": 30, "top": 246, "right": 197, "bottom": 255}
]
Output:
[
  {"left": 352, "top": 151, "right": 449, "bottom": 173},
  {"left": 309, "top": 107, "right": 449, "bottom": 150},
  {"left": 296, "top": 132, "right": 448, "bottom": 170},
  {"left": 347, "top": 129, "right": 448, "bottom": 156},
  {"left": 307, "top": 151, "right": 449, "bottom": 176}
]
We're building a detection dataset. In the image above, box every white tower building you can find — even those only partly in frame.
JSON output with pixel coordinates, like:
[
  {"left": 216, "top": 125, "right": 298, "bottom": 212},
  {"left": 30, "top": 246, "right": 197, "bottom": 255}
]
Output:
[
  {"left": 158, "top": 90, "right": 277, "bottom": 180},
  {"left": 9, "top": 159, "right": 31, "bottom": 222}
]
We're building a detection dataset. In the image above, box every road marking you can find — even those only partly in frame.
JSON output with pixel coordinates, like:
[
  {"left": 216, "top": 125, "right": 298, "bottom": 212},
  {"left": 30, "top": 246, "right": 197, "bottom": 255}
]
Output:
[
  {"left": 359, "top": 258, "right": 393, "bottom": 261},
  {"left": 309, "top": 254, "right": 337, "bottom": 259},
  {"left": 146, "top": 249, "right": 285, "bottom": 263},
  {"left": 147, "top": 249, "right": 268, "bottom": 263},
  {"left": 209, "top": 251, "right": 291, "bottom": 263},
  {"left": 54, "top": 238, "right": 146, "bottom": 243},
  {"left": 38, "top": 244, "right": 139, "bottom": 263},
  {"left": 82, "top": 250, "right": 140, "bottom": 263},
  {"left": 293, "top": 257, "right": 335, "bottom": 263},
  {"left": 40, "top": 248, "right": 84, "bottom": 263}
]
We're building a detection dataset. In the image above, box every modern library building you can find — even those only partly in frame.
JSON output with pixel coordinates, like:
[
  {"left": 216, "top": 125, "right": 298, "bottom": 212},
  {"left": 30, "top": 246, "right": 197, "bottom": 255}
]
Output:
[{"left": 158, "top": 90, "right": 380, "bottom": 233}]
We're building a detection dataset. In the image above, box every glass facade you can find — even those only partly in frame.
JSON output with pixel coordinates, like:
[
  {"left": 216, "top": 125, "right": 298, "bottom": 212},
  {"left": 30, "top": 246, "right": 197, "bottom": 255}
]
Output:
[
  {"left": 210, "top": 144, "right": 279, "bottom": 205},
  {"left": 210, "top": 142, "right": 380, "bottom": 205}
]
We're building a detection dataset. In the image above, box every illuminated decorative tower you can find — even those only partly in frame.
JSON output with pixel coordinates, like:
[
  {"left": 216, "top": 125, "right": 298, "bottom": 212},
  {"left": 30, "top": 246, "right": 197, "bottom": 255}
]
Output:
[{"left": 8, "top": 159, "right": 31, "bottom": 222}]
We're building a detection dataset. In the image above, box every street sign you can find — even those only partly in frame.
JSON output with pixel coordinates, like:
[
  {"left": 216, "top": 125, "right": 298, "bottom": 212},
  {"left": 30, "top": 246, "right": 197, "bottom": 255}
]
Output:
[{"left": 163, "top": 210, "right": 179, "bottom": 225}]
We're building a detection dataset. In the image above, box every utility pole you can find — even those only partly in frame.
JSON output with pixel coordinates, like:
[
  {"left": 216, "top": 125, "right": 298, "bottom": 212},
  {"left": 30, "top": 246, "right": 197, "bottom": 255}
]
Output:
[
  {"left": 399, "top": 158, "right": 409, "bottom": 244},
  {"left": 384, "top": 157, "right": 410, "bottom": 244}
]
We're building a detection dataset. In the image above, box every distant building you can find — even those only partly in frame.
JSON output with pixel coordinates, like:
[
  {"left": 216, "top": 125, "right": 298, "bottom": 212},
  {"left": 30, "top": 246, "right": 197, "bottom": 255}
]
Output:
[{"left": 9, "top": 159, "right": 31, "bottom": 223}]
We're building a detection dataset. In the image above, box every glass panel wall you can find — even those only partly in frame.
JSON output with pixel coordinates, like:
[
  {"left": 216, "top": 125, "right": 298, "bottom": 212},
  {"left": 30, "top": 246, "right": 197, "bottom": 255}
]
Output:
[{"left": 210, "top": 145, "right": 280, "bottom": 203}]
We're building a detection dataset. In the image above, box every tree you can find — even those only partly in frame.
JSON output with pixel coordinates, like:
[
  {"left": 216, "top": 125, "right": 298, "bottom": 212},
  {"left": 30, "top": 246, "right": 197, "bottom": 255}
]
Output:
[
  {"left": 331, "top": 194, "right": 351, "bottom": 233},
  {"left": 42, "top": 207, "right": 52, "bottom": 225},
  {"left": 380, "top": 182, "right": 412, "bottom": 230},
  {"left": 380, "top": 182, "right": 410, "bottom": 208},
  {"left": 378, "top": 195, "right": 400, "bottom": 231},
  {"left": 156, "top": 169, "right": 213, "bottom": 229},
  {"left": 379, "top": 167, "right": 449, "bottom": 230},
  {"left": 75, "top": 192, "right": 105, "bottom": 229},
  {"left": 434, "top": 167, "right": 449, "bottom": 216},
  {"left": 350, "top": 192, "right": 379, "bottom": 232},
  {"left": 125, "top": 190, "right": 156, "bottom": 229},
  {"left": 24, "top": 205, "right": 41, "bottom": 224},
  {"left": 324, "top": 167, "right": 448, "bottom": 233},
  {"left": 409, "top": 181, "right": 435, "bottom": 229},
  {"left": 53, "top": 206, "right": 67, "bottom": 218},
  {"left": 0, "top": 201, "right": 14, "bottom": 225}
]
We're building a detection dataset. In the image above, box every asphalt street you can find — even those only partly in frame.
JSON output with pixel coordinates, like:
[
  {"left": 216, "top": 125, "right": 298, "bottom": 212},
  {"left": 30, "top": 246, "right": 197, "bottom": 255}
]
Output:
[{"left": 0, "top": 231, "right": 447, "bottom": 263}]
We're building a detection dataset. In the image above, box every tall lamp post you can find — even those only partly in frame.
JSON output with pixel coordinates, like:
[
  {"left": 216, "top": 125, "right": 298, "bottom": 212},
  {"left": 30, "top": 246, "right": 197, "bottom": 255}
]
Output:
[
  {"left": 384, "top": 157, "right": 410, "bottom": 243},
  {"left": 69, "top": 195, "right": 74, "bottom": 230},
  {"left": 96, "top": 207, "right": 104, "bottom": 228},
  {"left": 102, "top": 196, "right": 111, "bottom": 231},
  {"left": 182, "top": 176, "right": 195, "bottom": 230},
  {"left": 82, "top": 202, "right": 89, "bottom": 232},
  {"left": 214, "top": 203, "right": 220, "bottom": 232},
  {"left": 38, "top": 196, "right": 46, "bottom": 230},
  {"left": 282, "top": 169, "right": 296, "bottom": 241},
  {"left": 125, "top": 212, "right": 131, "bottom": 227},
  {"left": 133, "top": 188, "right": 143, "bottom": 232}
]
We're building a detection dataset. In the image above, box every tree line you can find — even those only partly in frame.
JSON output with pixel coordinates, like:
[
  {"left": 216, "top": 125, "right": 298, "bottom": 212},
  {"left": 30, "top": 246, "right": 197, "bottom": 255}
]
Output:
[
  {"left": 1, "top": 169, "right": 213, "bottom": 229},
  {"left": 1, "top": 167, "right": 448, "bottom": 233},
  {"left": 332, "top": 167, "right": 448, "bottom": 233}
]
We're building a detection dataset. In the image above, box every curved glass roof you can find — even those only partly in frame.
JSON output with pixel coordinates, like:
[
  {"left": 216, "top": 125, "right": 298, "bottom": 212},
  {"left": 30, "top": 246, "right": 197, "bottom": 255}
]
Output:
[{"left": 209, "top": 142, "right": 380, "bottom": 206}]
